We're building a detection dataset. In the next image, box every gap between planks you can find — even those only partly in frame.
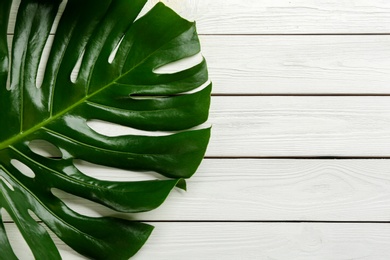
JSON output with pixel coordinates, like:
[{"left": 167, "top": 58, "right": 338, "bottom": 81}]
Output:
[
  {"left": 212, "top": 94, "right": 390, "bottom": 97},
  {"left": 205, "top": 156, "right": 390, "bottom": 159},
  {"left": 199, "top": 33, "right": 390, "bottom": 36},
  {"left": 7, "top": 33, "right": 390, "bottom": 36},
  {"left": 4, "top": 220, "right": 390, "bottom": 224}
]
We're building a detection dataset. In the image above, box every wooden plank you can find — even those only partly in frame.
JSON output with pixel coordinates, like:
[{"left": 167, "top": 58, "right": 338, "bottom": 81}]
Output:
[
  {"left": 6, "top": 35, "right": 390, "bottom": 94},
  {"left": 3, "top": 159, "right": 390, "bottom": 222},
  {"left": 5, "top": 222, "right": 390, "bottom": 259},
  {"left": 7, "top": 0, "right": 390, "bottom": 34},
  {"left": 208, "top": 96, "right": 390, "bottom": 157},
  {"left": 137, "top": 223, "right": 390, "bottom": 260},
  {"left": 201, "top": 35, "right": 390, "bottom": 94}
]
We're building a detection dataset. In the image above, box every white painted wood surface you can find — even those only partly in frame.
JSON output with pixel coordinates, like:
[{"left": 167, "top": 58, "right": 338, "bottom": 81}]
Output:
[
  {"left": 181, "top": 0, "right": 390, "bottom": 34},
  {"left": 201, "top": 35, "right": 390, "bottom": 94},
  {"left": 6, "top": 222, "right": 390, "bottom": 260},
  {"left": 208, "top": 96, "right": 390, "bottom": 156},
  {"left": 5, "top": 0, "right": 390, "bottom": 259}
]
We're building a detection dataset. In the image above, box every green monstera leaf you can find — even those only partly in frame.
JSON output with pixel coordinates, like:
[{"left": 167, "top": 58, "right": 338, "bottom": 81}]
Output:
[{"left": 0, "top": 0, "right": 210, "bottom": 258}]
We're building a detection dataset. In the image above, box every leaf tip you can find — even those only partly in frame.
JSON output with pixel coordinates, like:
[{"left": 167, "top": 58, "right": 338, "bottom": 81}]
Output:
[{"left": 176, "top": 178, "right": 187, "bottom": 191}]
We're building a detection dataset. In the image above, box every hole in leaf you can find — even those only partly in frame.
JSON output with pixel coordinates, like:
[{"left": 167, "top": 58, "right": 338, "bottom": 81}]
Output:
[
  {"left": 177, "top": 80, "right": 211, "bottom": 95},
  {"left": 0, "top": 176, "right": 14, "bottom": 191},
  {"left": 135, "top": 1, "right": 196, "bottom": 23},
  {"left": 108, "top": 36, "right": 124, "bottom": 64},
  {"left": 28, "top": 140, "right": 62, "bottom": 158},
  {"left": 153, "top": 52, "right": 203, "bottom": 74},
  {"left": 129, "top": 95, "right": 169, "bottom": 100},
  {"left": 74, "top": 159, "right": 166, "bottom": 181},
  {"left": 7, "top": 0, "right": 22, "bottom": 34},
  {"left": 27, "top": 209, "right": 40, "bottom": 222},
  {"left": 6, "top": 35, "right": 11, "bottom": 90},
  {"left": 51, "top": 188, "right": 122, "bottom": 218},
  {"left": 1, "top": 208, "right": 34, "bottom": 259},
  {"left": 87, "top": 119, "right": 210, "bottom": 138},
  {"left": 129, "top": 80, "right": 211, "bottom": 100},
  {"left": 36, "top": 0, "right": 67, "bottom": 88},
  {"left": 36, "top": 36, "right": 54, "bottom": 88},
  {"left": 26, "top": 210, "right": 86, "bottom": 258},
  {"left": 87, "top": 120, "right": 175, "bottom": 137},
  {"left": 11, "top": 160, "right": 35, "bottom": 178},
  {"left": 134, "top": 1, "right": 156, "bottom": 22},
  {"left": 70, "top": 50, "right": 85, "bottom": 83},
  {"left": 6, "top": 71, "right": 10, "bottom": 91},
  {"left": 51, "top": 0, "right": 68, "bottom": 35},
  {"left": 1, "top": 207, "right": 12, "bottom": 222},
  {"left": 38, "top": 220, "right": 88, "bottom": 259}
]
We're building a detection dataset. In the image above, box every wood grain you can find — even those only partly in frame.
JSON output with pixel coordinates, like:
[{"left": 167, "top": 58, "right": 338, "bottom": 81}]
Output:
[
  {"left": 5, "top": 222, "right": 390, "bottom": 259},
  {"left": 3, "top": 159, "right": 390, "bottom": 222},
  {"left": 136, "top": 223, "right": 390, "bottom": 260},
  {"left": 7, "top": 0, "right": 390, "bottom": 34},
  {"left": 200, "top": 35, "right": 390, "bottom": 94},
  {"left": 208, "top": 96, "right": 390, "bottom": 157}
]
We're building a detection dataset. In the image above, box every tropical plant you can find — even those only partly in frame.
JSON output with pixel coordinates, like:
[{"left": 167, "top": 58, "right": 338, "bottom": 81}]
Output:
[{"left": 0, "top": 0, "right": 210, "bottom": 258}]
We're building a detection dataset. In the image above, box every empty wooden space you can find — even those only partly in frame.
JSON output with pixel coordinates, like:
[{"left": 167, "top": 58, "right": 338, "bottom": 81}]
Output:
[
  {"left": 209, "top": 96, "right": 390, "bottom": 156},
  {"left": 5, "top": 0, "right": 390, "bottom": 259},
  {"left": 202, "top": 35, "right": 390, "bottom": 94}
]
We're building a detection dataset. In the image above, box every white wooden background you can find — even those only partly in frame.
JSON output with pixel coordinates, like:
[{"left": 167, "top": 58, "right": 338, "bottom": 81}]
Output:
[{"left": 6, "top": 0, "right": 390, "bottom": 259}]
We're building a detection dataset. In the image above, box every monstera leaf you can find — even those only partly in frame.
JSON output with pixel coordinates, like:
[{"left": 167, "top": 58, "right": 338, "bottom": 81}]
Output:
[{"left": 0, "top": 0, "right": 210, "bottom": 258}]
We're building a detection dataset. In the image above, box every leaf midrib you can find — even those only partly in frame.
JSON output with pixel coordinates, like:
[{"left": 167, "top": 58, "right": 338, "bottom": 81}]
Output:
[
  {"left": 0, "top": 23, "right": 192, "bottom": 151},
  {"left": 0, "top": 79, "right": 115, "bottom": 150}
]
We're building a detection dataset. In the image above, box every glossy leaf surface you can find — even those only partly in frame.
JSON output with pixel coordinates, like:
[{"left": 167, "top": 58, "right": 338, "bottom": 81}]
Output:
[{"left": 0, "top": 0, "right": 210, "bottom": 258}]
